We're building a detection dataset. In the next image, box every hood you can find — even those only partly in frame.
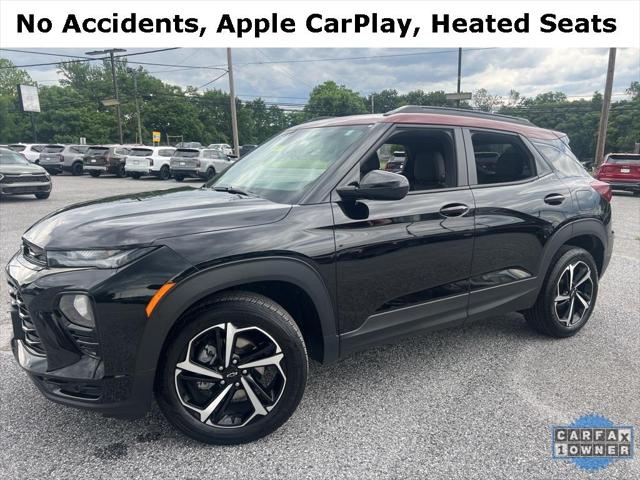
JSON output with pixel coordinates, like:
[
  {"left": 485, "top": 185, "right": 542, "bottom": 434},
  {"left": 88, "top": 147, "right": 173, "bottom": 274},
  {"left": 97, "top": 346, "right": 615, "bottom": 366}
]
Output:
[
  {"left": 1, "top": 163, "right": 47, "bottom": 175},
  {"left": 23, "top": 187, "right": 292, "bottom": 250}
]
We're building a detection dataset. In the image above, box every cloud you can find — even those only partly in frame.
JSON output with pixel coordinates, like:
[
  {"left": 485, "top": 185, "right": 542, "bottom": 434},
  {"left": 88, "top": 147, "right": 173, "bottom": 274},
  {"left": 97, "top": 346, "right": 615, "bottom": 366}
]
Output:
[{"left": 2, "top": 47, "right": 638, "bottom": 103}]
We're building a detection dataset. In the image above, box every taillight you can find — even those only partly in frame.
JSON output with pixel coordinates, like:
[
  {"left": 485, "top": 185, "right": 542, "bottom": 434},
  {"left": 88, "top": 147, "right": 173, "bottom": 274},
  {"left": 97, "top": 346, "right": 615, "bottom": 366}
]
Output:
[
  {"left": 590, "top": 179, "right": 612, "bottom": 202},
  {"left": 147, "top": 157, "right": 154, "bottom": 166},
  {"left": 195, "top": 160, "right": 201, "bottom": 168},
  {"left": 59, "top": 154, "right": 65, "bottom": 162}
]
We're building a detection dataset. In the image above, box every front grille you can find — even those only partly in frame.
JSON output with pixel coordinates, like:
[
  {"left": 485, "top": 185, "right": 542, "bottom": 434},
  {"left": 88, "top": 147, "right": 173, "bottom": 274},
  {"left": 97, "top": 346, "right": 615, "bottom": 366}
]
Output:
[
  {"left": 22, "top": 241, "right": 47, "bottom": 266},
  {"left": 1, "top": 174, "right": 49, "bottom": 184},
  {"left": 9, "top": 283, "right": 46, "bottom": 356}
]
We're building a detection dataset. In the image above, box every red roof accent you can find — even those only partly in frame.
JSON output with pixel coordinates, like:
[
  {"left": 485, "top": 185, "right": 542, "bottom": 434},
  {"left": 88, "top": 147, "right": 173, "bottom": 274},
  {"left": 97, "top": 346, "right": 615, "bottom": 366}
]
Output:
[{"left": 297, "top": 113, "right": 562, "bottom": 140}]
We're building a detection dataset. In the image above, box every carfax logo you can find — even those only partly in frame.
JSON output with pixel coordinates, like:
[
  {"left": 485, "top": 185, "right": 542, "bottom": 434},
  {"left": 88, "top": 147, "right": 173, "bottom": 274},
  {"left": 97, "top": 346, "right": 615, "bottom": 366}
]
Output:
[{"left": 552, "top": 414, "right": 634, "bottom": 471}]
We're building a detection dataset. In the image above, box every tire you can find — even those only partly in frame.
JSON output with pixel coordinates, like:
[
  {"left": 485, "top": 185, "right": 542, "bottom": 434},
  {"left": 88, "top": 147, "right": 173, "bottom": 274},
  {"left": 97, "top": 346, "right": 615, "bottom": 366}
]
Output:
[
  {"left": 89, "top": 171, "right": 101, "bottom": 178},
  {"left": 116, "top": 163, "right": 126, "bottom": 178},
  {"left": 130, "top": 173, "right": 142, "bottom": 179},
  {"left": 205, "top": 167, "right": 216, "bottom": 180},
  {"left": 49, "top": 170, "right": 59, "bottom": 176},
  {"left": 156, "top": 292, "right": 308, "bottom": 445},
  {"left": 524, "top": 246, "right": 598, "bottom": 337},
  {"left": 158, "top": 165, "right": 170, "bottom": 180},
  {"left": 174, "top": 175, "right": 184, "bottom": 182},
  {"left": 633, "top": 191, "right": 640, "bottom": 197},
  {"left": 34, "top": 192, "right": 50, "bottom": 200},
  {"left": 71, "top": 162, "right": 83, "bottom": 176}
]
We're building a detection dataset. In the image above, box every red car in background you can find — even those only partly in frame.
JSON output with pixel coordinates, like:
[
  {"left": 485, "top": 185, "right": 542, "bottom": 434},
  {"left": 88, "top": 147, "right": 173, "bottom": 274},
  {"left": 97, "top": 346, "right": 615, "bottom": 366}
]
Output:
[{"left": 595, "top": 153, "right": 640, "bottom": 196}]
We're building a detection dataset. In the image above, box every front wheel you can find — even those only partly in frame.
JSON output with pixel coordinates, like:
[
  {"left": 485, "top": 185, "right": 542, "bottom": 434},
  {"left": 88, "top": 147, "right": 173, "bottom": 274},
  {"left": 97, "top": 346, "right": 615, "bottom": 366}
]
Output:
[
  {"left": 116, "top": 163, "right": 126, "bottom": 178},
  {"left": 130, "top": 172, "right": 142, "bottom": 179},
  {"left": 205, "top": 167, "right": 216, "bottom": 180},
  {"left": 174, "top": 174, "right": 184, "bottom": 182},
  {"left": 34, "top": 192, "right": 50, "bottom": 199},
  {"left": 89, "top": 171, "right": 101, "bottom": 178},
  {"left": 156, "top": 292, "right": 308, "bottom": 444},
  {"left": 525, "top": 246, "right": 598, "bottom": 337}
]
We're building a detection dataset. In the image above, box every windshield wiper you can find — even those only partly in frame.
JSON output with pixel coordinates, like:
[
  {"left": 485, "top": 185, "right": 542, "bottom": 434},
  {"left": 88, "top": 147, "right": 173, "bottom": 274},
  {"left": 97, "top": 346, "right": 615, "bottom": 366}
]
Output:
[{"left": 212, "top": 185, "right": 255, "bottom": 197}]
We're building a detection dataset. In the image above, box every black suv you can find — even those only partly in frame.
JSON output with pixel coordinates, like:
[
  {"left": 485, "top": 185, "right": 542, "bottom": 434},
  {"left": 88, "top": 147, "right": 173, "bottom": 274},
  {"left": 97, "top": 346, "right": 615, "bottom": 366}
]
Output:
[{"left": 6, "top": 107, "right": 613, "bottom": 444}]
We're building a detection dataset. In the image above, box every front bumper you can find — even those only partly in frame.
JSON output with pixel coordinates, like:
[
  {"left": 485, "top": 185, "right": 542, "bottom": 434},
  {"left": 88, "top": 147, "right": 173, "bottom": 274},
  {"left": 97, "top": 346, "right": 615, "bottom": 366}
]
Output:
[
  {"left": 5, "top": 246, "right": 192, "bottom": 417},
  {"left": 0, "top": 181, "right": 51, "bottom": 195}
]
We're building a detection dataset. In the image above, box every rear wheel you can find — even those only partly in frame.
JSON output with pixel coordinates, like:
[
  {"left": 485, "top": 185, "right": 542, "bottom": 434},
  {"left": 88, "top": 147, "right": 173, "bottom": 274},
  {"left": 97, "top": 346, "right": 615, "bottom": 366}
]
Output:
[
  {"left": 174, "top": 175, "right": 184, "bottom": 182},
  {"left": 159, "top": 165, "right": 171, "bottom": 180},
  {"left": 525, "top": 246, "right": 598, "bottom": 337},
  {"left": 206, "top": 167, "right": 216, "bottom": 180},
  {"left": 89, "top": 171, "right": 101, "bottom": 178},
  {"left": 157, "top": 292, "right": 308, "bottom": 444},
  {"left": 71, "top": 162, "right": 83, "bottom": 176},
  {"left": 116, "top": 163, "right": 126, "bottom": 178},
  {"left": 34, "top": 192, "right": 50, "bottom": 200}
]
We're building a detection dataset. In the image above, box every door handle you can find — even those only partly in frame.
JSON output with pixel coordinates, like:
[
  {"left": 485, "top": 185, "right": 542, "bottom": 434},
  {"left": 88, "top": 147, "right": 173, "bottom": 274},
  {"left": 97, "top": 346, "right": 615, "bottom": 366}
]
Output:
[
  {"left": 544, "top": 193, "right": 565, "bottom": 205},
  {"left": 439, "top": 203, "right": 469, "bottom": 217}
]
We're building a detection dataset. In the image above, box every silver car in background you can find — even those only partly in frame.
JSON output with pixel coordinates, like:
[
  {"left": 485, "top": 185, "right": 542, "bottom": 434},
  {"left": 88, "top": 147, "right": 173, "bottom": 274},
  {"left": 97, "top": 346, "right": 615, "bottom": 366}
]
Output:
[
  {"left": 169, "top": 148, "right": 235, "bottom": 182},
  {"left": 0, "top": 147, "right": 52, "bottom": 199},
  {"left": 125, "top": 146, "right": 176, "bottom": 180},
  {"left": 38, "top": 144, "right": 90, "bottom": 175}
]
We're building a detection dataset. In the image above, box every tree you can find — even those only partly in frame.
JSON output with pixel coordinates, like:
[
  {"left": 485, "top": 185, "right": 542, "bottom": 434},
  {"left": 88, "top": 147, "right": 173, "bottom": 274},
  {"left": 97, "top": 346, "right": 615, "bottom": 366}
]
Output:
[
  {"left": 304, "top": 81, "right": 367, "bottom": 118},
  {"left": 626, "top": 81, "right": 640, "bottom": 101},
  {"left": 472, "top": 88, "right": 502, "bottom": 112},
  {"left": 0, "top": 58, "right": 34, "bottom": 96},
  {"left": 368, "top": 89, "right": 400, "bottom": 113}
]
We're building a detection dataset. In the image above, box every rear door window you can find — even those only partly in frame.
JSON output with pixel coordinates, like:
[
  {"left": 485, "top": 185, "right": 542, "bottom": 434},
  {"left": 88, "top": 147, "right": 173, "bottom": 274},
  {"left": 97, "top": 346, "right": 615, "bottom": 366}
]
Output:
[{"left": 471, "top": 132, "right": 536, "bottom": 185}]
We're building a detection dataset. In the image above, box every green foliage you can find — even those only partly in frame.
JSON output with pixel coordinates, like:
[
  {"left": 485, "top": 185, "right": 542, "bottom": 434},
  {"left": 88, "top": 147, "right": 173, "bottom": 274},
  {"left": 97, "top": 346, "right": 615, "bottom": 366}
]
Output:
[{"left": 0, "top": 56, "right": 637, "bottom": 160}]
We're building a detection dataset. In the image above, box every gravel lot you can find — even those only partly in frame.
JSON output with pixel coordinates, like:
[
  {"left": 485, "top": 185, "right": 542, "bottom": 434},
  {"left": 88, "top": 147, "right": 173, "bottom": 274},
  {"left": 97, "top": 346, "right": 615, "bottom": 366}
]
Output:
[{"left": 1, "top": 175, "right": 638, "bottom": 479}]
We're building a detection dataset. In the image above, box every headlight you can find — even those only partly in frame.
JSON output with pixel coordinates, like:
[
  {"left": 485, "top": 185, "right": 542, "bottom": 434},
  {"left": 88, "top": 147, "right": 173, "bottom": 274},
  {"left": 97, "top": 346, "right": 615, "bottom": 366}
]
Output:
[{"left": 47, "top": 247, "right": 155, "bottom": 268}]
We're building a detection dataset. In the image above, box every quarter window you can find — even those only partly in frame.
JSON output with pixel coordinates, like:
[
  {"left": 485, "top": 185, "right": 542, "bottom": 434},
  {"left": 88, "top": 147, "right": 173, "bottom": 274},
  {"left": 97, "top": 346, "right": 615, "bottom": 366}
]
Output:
[
  {"left": 471, "top": 132, "right": 536, "bottom": 185},
  {"left": 533, "top": 142, "right": 589, "bottom": 177}
]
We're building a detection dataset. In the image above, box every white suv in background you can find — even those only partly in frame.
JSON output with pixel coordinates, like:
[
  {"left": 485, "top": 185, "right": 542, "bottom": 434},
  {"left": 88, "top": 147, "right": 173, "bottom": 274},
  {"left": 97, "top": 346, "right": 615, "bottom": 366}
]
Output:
[
  {"left": 7, "top": 144, "right": 47, "bottom": 163},
  {"left": 207, "top": 143, "right": 233, "bottom": 156},
  {"left": 125, "top": 146, "right": 176, "bottom": 180},
  {"left": 169, "top": 148, "right": 235, "bottom": 182}
]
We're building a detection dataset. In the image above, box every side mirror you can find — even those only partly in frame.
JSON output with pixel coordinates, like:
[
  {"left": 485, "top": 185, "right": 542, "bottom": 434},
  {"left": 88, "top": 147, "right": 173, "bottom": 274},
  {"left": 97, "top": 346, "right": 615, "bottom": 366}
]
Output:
[{"left": 337, "top": 169, "right": 409, "bottom": 202}]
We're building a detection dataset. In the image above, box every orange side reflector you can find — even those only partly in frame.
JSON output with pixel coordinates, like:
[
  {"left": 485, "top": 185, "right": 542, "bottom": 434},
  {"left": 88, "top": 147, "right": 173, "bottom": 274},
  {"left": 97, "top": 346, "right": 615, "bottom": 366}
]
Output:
[{"left": 145, "top": 282, "right": 175, "bottom": 317}]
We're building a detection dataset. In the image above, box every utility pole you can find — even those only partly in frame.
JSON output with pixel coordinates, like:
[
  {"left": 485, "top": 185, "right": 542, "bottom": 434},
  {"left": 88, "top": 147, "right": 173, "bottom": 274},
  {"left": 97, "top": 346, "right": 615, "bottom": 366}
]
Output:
[
  {"left": 595, "top": 48, "right": 617, "bottom": 168},
  {"left": 132, "top": 70, "right": 143, "bottom": 144},
  {"left": 227, "top": 48, "right": 240, "bottom": 157},
  {"left": 86, "top": 48, "right": 126, "bottom": 144},
  {"left": 456, "top": 48, "right": 462, "bottom": 107},
  {"left": 371, "top": 94, "right": 375, "bottom": 113}
]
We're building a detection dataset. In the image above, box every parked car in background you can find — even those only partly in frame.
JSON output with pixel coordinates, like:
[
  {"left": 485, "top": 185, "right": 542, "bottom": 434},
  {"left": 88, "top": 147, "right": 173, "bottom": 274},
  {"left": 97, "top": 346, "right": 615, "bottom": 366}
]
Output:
[
  {"left": 0, "top": 147, "right": 51, "bottom": 199},
  {"left": 207, "top": 143, "right": 233, "bottom": 156},
  {"left": 7, "top": 144, "right": 46, "bottom": 163},
  {"left": 385, "top": 150, "right": 407, "bottom": 173},
  {"left": 38, "top": 144, "right": 90, "bottom": 175},
  {"left": 170, "top": 148, "right": 234, "bottom": 181},
  {"left": 125, "top": 146, "right": 177, "bottom": 180},
  {"left": 176, "top": 142, "right": 203, "bottom": 149},
  {"left": 595, "top": 153, "right": 640, "bottom": 195},
  {"left": 239, "top": 144, "right": 257, "bottom": 157},
  {"left": 83, "top": 145, "right": 131, "bottom": 178}
]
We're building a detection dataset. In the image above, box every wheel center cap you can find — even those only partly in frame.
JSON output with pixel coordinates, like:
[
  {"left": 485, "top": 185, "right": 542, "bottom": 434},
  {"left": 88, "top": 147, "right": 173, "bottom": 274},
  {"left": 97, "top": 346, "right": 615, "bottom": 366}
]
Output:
[{"left": 225, "top": 369, "right": 239, "bottom": 379}]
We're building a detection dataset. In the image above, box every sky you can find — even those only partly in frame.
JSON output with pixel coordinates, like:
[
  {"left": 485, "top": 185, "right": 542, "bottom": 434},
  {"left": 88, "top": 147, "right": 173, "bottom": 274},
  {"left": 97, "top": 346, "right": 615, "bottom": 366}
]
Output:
[{"left": 2, "top": 48, "right": 639, "bottom": 106}]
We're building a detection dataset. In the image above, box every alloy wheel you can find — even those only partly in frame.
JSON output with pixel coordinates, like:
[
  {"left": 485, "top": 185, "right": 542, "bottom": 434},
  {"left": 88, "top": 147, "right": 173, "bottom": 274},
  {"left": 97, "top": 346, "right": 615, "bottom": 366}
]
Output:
[
  {"left": 553, "top": 261, "right": 593, "bottom": 326},
  {"left": 174, "top": 322, "right": 286, "bottom": 428}
]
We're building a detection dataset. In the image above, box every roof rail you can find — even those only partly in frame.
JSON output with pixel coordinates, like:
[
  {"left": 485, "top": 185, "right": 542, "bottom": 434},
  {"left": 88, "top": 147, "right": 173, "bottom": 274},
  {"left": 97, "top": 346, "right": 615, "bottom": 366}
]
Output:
[{"left": 384, "top": 105, "right": 536, "bottom": 127}]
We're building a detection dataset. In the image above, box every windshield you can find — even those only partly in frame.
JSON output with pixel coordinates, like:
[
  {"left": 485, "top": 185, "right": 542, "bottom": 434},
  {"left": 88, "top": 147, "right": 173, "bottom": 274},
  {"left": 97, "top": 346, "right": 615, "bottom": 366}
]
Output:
[
  {"left": 43, "top": 145, "right": 64, "bottom": 153},
  {"left": 0, "top": 149, "right": 30, "bottom": 165},
  {"left": 129, "top": 148, "right": 154, "bottom": 156},
  {"left": 174, "top": 149, "right": 200, "bottom": 158},
  {"left": 210, "top": 125, "right": 371, "bottom": 203}
]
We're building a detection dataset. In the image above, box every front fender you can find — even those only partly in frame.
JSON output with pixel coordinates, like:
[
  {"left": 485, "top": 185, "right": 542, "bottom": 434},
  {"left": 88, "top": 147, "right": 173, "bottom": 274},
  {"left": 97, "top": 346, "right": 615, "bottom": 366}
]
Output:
[{"left": 133, "top": 256, "right": 339, "bottom": 377}]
